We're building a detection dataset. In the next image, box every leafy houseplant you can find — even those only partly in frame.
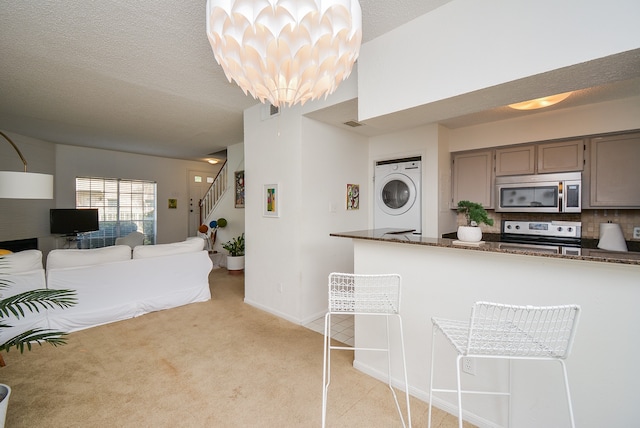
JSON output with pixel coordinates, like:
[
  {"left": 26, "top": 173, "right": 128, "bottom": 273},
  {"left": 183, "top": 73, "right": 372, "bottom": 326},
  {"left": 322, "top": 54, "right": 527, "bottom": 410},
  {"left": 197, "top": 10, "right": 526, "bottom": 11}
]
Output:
[
  {"left": 0, "top": 256, "right": 77, "bottom": 365},
  {"left": 0, "top": 253, "right": 77, "bottom": 423},
  {"left": 456, "top": 200, "right": 494, "bottom": 242},
  {"left": 222, "top": 233, "right": 245, "bottom": 256},
  {"left": 222, "top": 233, "right": 245, "bottom": 272},
  {"left": 457, "top": 200, "right": 494, "bottom": 227}
]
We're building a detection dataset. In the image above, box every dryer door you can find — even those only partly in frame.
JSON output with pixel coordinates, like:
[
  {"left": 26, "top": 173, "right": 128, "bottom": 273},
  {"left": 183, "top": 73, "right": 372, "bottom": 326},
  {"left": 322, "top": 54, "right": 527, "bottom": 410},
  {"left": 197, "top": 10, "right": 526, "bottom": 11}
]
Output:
[{"left": 377, "top": 173, "right": 417, "bottom": 215}]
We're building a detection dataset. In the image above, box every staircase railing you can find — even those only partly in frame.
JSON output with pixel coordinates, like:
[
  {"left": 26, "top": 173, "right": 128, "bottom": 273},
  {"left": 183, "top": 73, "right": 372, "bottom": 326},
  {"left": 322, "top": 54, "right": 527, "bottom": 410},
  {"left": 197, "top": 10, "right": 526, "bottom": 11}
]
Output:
[{"left": 199, "top": 160, "right": 228, "bottom": 225}]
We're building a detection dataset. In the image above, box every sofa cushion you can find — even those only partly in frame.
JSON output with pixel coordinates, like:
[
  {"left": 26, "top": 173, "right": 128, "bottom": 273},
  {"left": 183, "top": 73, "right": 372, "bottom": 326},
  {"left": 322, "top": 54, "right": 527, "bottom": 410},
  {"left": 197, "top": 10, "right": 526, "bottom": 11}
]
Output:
[
  {"left": 47, "top": 245, "right": 132, "bottom": 270},
  {"left": 132, "top": 237, "right": 205, "bottom": 259},
  {"left": 0, "top": 249, "right": 43, "bottom": 273}
]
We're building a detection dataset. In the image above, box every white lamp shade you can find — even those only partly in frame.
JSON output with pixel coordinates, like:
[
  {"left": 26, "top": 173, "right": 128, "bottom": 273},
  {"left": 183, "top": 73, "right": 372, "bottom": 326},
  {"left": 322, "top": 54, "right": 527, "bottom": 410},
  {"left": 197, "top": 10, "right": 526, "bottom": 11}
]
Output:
[
  {"left": 0, "top": 171, "right": 54, "bottom": 199},
  {"left": 206, "top": 0, "right": 362, "bottom": 108}
]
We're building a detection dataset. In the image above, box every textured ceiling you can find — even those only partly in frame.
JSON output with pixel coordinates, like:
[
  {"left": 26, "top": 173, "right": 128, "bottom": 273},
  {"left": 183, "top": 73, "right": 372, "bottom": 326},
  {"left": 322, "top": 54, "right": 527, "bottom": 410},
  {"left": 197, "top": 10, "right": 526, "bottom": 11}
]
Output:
[
  {"left": 0, "top": 0, "right": 451, "bottom": 161},
  {"left": 1, "top": 1, "right": 638, "bottom": 162}
]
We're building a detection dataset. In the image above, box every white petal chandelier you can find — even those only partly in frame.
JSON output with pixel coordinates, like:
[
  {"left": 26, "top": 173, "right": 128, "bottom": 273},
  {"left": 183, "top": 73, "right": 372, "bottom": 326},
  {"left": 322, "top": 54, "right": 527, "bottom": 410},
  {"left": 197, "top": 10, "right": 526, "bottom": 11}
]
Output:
[{"left": 206, "top": 0, "right": 362, "bottom": 108}]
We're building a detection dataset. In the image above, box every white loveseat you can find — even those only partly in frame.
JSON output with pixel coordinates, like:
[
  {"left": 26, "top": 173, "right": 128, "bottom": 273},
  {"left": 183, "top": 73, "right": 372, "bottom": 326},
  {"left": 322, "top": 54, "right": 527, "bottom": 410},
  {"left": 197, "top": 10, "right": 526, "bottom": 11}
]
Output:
[{"left": 0, "top": 238, "right": 212, "bottom": 342}]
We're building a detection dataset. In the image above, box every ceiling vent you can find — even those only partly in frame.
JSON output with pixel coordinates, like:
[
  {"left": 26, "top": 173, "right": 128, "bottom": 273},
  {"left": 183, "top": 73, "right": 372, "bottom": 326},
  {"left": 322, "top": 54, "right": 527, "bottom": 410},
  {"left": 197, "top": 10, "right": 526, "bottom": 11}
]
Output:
[
  {"left": 261, "top": 103, "right": 280, "bottom": 120},
  {"left": 343, "top": 120, "right": 362, "bottom": 127}
]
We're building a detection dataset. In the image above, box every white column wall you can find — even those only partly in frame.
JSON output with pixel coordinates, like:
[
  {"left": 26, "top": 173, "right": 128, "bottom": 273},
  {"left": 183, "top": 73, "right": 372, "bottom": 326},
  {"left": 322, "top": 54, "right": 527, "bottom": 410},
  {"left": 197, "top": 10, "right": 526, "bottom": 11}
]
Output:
[
  {"left": 243, "top": 100, "right": 370, "bottom": 324},
  {"left": 300, "top": 118, "right": 369, "bottom": 322}
]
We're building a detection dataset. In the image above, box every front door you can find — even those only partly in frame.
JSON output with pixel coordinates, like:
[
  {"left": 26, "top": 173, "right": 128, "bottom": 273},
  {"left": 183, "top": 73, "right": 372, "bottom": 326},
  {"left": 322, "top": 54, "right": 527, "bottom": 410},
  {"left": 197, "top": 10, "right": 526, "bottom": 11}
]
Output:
[{"left": 188, "top": 169, "right": 219, "bottom": 236}]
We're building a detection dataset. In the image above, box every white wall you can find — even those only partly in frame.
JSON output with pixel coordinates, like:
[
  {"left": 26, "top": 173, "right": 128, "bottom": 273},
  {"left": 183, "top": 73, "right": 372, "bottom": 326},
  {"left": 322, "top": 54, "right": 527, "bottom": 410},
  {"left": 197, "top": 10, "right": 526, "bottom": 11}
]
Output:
[
  {"left": 206, "top": 142, "right": 245, "bottom": 254},
  {"left": 448, "top": 95, "right": 640, "bottom": 152},
  {"left": 369, "top": 124, "right": 447, "bottom": 238},
  {"left": 358, "top": 0, "right": 640, "bottom": 120},
  {"left": 353, "top": 239, "right": 640, "bottom": 428},
  {"left": 300, "top": 118, "right": 369, "bottom": 322},
  {"left": 243, "top": 99, "right": 370, "bottom": 324},
  {"left": 54, "top": 144, "right": 220, "bottom": 245}
]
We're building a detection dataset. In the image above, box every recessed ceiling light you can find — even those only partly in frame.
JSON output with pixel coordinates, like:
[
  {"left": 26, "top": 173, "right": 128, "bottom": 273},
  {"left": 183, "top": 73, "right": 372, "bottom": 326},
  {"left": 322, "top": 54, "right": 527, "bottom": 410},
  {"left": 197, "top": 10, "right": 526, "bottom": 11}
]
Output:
[
  {"left": 508, "top": 91, "right": 573, "bottom": 110},
  {"left": 207, "top": 159, "right": 219, "bottom": 164}
]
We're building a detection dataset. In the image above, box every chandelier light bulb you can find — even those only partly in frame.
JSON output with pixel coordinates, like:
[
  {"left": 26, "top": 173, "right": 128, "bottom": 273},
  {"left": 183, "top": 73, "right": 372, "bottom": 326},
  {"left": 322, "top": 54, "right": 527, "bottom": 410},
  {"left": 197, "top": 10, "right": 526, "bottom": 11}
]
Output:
[{"left": 206, "top": 0, "right": 362, "bottom": 108}]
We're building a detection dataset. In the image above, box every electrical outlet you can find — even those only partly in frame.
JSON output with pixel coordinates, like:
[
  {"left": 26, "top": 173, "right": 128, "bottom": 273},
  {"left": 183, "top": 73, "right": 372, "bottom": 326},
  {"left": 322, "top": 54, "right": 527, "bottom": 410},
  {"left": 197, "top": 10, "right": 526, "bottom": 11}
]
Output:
[
  {"left": 462, "top": 357, "right": 475, "bottom": 375},
  {"left": 634, "top": 227, "right": 640, "bottom": 240}
]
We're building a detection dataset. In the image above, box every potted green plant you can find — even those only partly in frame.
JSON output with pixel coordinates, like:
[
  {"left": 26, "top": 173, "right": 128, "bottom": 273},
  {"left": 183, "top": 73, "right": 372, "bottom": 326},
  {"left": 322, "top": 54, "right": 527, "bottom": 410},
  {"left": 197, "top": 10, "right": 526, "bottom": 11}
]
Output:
[
  {"left": 0, "top": 255, "right": 77, "bottom": 425},
  {"left": 222, "top": 233, "right": 244, "bottom": 273},
  {"left": 456, "top": 200, "right": 494, "bottom": 242}
]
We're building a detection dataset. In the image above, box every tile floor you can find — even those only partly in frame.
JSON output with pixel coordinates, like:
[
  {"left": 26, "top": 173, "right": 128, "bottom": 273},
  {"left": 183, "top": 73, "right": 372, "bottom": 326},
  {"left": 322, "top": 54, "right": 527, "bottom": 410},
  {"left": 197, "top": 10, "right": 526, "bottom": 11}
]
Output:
[{"left": 305, "top": 314, "right": 354, "bottom": 347}]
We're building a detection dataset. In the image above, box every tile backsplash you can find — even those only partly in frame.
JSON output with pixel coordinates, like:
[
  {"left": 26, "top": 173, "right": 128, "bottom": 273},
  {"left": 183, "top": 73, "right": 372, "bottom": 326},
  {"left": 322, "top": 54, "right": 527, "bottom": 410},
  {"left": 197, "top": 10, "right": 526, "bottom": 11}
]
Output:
[{"left": 459, "top": 209, "right": 640, "bottom": 241}]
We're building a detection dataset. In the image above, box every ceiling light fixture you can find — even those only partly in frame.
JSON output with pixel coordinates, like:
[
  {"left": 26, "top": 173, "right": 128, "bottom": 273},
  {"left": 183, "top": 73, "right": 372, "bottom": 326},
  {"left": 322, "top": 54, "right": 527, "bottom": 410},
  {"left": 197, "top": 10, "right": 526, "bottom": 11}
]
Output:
[
  {"left": 0, "top": 131, "right": 54, "bottom": 199},
  {"left": 205, "top": 0, "right": 362, "bottom": 108},
  {"left": 508, "top": 91, "right": 573, "bottom": 111}
]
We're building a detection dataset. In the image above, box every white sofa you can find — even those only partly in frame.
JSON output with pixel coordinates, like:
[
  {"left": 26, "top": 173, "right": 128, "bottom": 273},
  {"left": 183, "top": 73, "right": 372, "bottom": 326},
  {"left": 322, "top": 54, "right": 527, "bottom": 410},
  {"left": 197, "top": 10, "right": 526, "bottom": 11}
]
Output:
[
  {"left": 0, "top": 250, "right": 47, "bottom": 343},
  {"left": 46, "top": 237, "right": 212, "bottom": 333},
  {"left": 0, "top": 238, "right": 212, "bottom": 342}
]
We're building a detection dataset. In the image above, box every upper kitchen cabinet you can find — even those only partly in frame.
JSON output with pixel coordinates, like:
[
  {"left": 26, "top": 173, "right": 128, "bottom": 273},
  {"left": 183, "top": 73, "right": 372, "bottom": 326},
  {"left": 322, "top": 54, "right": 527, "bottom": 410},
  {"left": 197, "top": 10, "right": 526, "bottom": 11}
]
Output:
[
  {"left": 589, "top": 132, "right": 640, "bottom": 208},
  {"left": 537, "top": 140, "right": 585, "bottom": 174},
  {"left": 495, "top": 140, "right": 585, "bottom": 176},
  {"left": 495, "top": 145, "right": 535, "bottom": 176},
  {"left": 451, "top": 149, "right": 493, "bottom": 208}
]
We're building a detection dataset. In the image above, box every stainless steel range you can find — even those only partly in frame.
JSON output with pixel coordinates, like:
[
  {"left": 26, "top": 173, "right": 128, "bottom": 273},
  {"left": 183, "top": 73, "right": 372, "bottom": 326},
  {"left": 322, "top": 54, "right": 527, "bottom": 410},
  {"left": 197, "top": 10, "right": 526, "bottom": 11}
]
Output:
[{"left": 500, "top": 220, "right": 582, "bottom": 256}]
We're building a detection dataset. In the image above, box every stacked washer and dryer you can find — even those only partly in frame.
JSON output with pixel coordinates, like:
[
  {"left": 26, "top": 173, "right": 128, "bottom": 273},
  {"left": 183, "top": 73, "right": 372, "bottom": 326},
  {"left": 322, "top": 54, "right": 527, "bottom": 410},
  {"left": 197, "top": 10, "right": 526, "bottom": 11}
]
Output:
[{"left": 374, "top": 157, "right": 422, "bottom": 234}]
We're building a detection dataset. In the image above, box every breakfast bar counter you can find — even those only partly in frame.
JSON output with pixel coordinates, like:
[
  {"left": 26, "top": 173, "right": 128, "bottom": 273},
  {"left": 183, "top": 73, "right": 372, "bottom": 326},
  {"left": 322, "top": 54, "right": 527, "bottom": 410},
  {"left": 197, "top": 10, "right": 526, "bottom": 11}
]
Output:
[
  {"left": 332, "top": 228, "right": 640, "bottom": 427},
  {"left": 330, "top": 228, "right": 640, "bottom": 265}
]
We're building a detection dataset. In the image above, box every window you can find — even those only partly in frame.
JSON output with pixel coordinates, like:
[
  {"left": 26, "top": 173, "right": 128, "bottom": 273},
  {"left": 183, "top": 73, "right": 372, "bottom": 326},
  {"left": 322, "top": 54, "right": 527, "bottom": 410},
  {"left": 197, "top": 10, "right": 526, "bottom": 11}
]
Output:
[{"left": 75, "top": 177, "right": 157, "bottom": 248}]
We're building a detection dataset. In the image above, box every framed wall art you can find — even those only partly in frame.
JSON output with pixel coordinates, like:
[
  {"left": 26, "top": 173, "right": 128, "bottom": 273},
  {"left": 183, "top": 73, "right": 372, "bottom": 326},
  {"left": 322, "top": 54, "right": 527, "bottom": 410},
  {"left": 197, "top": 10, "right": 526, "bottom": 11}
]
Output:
[
  {"left": 346, "top": 184, "right": 359, "bottom": 210},
  {"left": 263, "top": 184, "right": 279, "bottom": 217},
  {"left": 235, "top": 170, "right": 245, "bottom": 208}
]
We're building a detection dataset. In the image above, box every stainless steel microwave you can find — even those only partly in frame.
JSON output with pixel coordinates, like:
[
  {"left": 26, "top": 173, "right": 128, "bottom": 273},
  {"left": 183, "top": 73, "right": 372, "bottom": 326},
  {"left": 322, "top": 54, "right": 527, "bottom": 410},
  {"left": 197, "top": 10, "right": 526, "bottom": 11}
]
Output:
[{"left": 496, "top": 172, "right": 582, "bottom": 213}]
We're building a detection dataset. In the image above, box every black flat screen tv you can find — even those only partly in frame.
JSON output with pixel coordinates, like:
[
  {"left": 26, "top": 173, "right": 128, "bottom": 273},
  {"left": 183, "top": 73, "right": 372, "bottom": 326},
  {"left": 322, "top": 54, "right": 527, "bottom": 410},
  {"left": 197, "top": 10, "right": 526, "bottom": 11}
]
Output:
[{"left": 50, "top": 209, "right": 99, "bottom": 235}]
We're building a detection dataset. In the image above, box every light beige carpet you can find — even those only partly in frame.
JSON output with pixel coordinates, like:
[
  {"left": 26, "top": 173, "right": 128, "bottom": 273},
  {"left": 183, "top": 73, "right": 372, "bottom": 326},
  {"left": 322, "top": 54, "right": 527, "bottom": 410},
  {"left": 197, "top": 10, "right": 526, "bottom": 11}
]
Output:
[{"left": 0, "top": 268, "right": 468, "bottom": 427}]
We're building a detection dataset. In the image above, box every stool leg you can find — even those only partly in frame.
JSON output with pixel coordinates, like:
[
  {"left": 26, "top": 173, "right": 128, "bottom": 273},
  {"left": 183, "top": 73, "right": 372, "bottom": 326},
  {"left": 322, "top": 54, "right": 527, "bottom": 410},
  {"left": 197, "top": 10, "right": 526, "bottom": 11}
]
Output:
[
  {"left": 455, "top": 354, "right": 463, "bottom": 428},
  {"left": 322, "top": 312, "right": 331, "bottom": 428},
  {"left": 397, "top": 315, "right": 412, "bottom": 427},
  {"left": 559, "top": 360, "right": 576, "bottom": 428},
  {"left": 385, "top": 315, "right": 411, "bottom": 427},
  {"left": 428, "top": 325, "right": 437, "bottom": 428}
]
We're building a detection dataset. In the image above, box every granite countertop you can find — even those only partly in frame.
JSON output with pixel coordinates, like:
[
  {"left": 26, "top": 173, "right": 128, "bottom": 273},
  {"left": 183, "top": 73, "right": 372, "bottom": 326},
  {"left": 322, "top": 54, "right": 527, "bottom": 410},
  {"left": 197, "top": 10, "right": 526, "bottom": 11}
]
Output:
[{"left": 330, "top": 229, "right": 640, "bottom": 266}]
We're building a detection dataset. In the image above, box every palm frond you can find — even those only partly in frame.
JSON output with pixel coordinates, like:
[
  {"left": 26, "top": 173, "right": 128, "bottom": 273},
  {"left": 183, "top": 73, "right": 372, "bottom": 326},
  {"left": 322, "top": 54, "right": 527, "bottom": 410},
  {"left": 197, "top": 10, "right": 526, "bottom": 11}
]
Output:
[
  {"left": 0, "top": 289, "right": 77, "bottom": 319},
  {"left": 0, "top": 328, "right": 69, "bottom": 353}
]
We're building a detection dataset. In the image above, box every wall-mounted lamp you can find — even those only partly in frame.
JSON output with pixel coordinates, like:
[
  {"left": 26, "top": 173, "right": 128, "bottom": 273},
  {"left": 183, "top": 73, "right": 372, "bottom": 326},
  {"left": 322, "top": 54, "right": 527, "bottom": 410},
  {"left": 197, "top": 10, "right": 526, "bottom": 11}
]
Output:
[
  {"left": 508, "top": 91, "right": 573, "bottom": 110},
  {"left": 0, "top": 131, "right": 54, "bottom": 199}
]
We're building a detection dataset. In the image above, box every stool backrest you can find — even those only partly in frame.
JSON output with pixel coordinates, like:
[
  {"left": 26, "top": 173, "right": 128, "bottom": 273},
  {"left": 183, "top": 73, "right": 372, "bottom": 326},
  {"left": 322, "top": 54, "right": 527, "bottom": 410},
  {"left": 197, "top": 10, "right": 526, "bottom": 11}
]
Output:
[
  {"left": 328, "top": 273, "right": 401, "bottom": 314},
  {"left": 467, "top": 302, "right": 581, "bottom": 359}
]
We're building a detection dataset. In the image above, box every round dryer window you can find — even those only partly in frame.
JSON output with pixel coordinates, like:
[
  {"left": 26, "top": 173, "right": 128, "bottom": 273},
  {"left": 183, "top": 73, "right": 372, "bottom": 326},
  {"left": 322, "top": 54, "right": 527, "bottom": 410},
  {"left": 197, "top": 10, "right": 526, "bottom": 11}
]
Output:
[{"left": 378, "top": 173, "right": 417, "bottom": 215}]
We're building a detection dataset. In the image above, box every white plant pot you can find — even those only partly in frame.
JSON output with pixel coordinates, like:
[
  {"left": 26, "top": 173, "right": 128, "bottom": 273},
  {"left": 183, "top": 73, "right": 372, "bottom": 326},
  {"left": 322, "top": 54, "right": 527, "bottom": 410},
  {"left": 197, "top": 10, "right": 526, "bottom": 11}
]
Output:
[
  {"left": 226, "top": 255, "right": 245, "bottom": 272},
  {"left": 457, "top": 225, "right": 482, "bottom": 242},
  {"left": 0, "top": 384, "right": 10, "bottom": 428}
]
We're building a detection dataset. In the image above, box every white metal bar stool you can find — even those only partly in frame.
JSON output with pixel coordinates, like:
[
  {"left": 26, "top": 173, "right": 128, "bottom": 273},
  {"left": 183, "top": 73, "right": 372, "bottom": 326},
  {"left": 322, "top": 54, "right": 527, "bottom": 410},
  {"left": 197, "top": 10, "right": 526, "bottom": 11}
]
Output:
[
  {"left": 428, "top": 302, "right": 580, "bottom": 428},
  {"left": 322, "top": 273, "right": 411, "bottom": 427}
]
